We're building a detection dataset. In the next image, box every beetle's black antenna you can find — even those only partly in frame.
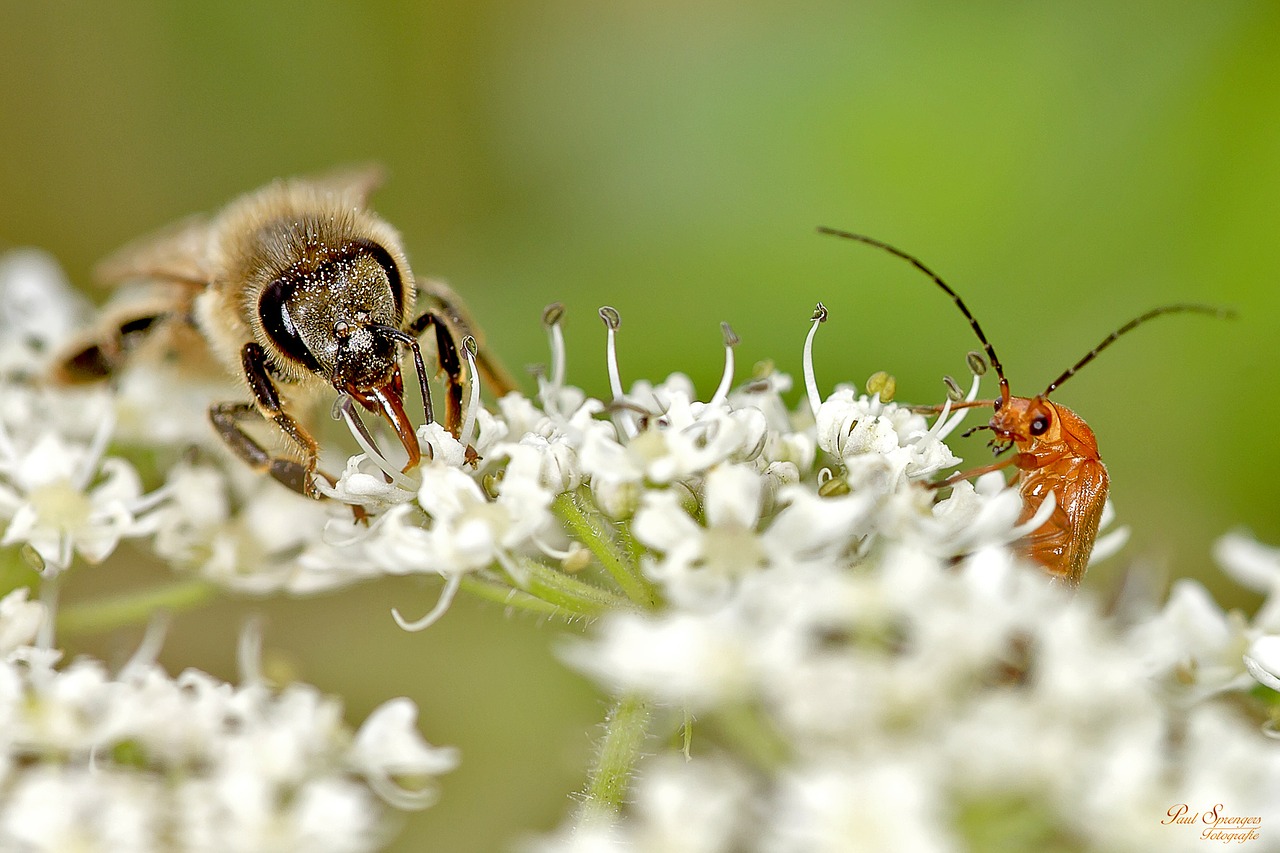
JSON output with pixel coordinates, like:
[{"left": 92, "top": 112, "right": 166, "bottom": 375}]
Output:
[
  {"left": 1042, "top": 304, "right": 1233, "bottom": 396},
  {"left": 818, "top": 227, "right": 1010, "bottom": 403}
]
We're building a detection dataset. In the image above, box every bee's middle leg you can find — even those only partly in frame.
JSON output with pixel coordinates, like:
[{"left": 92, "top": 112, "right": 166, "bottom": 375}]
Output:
[
  {"left": 209, "top": 402, "right": 317, "bottom": 496},
  {"left": 209, "top": 343, "right": 325, "bottom": 498}
]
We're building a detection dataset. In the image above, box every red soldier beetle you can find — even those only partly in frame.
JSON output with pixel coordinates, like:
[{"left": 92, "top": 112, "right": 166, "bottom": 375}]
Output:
[{"left": 818, "top": 227, "right": 1230, "bottom": 586}]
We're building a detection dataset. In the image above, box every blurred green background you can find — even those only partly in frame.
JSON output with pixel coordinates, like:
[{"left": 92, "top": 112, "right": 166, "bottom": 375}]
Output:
[{"left": 3, "top": 3, "right": 1279, "bottom": 849}]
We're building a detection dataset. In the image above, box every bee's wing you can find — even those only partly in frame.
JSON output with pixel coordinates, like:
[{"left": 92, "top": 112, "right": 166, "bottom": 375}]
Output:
[
  {"left": 301, "top": 163, "right": 386, "bottom": 208},
  {"left": 51, "top": 280, "right": 203, "bottom": 384},
  {"left": 92, "top": 213, "right": 213, "bottom": 290}
]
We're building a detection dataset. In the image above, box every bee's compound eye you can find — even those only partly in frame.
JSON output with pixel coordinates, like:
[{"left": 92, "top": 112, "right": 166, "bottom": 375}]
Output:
[
  {"left": 1030, "top": 416, "right": 1049, "bottom": 436},
  {"left": 333, "top": 320, "right": 351, "bottom": 338}
]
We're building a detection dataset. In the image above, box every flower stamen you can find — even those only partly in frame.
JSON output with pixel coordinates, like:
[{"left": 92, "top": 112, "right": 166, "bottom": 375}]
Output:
[
  {"left": 708, "top": 322, "right": 739, "bottom": 408},
  {"left": 460, "top": 336, "right": 482, "bottom": 448},
  {"left": 803, "top": 302, "right": 827, "bottom": 420},
  {"left": 599, "top": 306, "right": 637, "bottom": 438},
  {"left": 392, "top": 572, "right": 463, "bottom": 632},
  {"left": 334, "top": 396, "right": 417, "bottom": 489},
  {"left": 543, "top": 303, "right": 567, "bottom": 390},
  {"left": 120, "top": 611, "right": 171, "bottom": 679}
]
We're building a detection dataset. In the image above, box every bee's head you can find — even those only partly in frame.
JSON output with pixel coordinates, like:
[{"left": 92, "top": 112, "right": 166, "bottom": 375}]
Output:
[{"left": 259, "top": 239, "right": 429, "bottom": 469}]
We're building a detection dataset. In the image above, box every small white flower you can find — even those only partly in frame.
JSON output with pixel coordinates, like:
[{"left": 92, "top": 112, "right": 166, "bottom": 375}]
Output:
[
  {"left": 1243, "top": 635, "right": 1280, "bottom": 692},
  {"left": 1214, "top": 529, "right": 1280, "bottom": 593},
  {"left": 0, "top": 418, "right": 164, "bottom": 573},
  {"left": 0, "top": 249, "right": 88, "bottom": 376},
  {"left": 1127, "top": 579, "right": 1252, "bottom": 698},
  {"left": 562, "top": 608, "right": 754, "bottom": 711},
  {"left": 0, "top": 588, "right": 45, "bottom": 655},
  {"left": 1215, "top": 529, "right": 1280, "bottom": 631},
  {"left": 350, "top": 697, "right": 460, "bottom": 809},
  {"left": 764, "top": 758, "right": 956, "bottom": 853},
  {"left": 0, "top": 630, "right": 454, "bottom": 852}
]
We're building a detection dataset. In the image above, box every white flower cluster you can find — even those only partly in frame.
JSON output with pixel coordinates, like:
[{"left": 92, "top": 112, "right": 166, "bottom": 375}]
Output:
[
  {"left": 0, "top": 589, "right": 456, "bottom": 852},
  {"left": 0, "top": 253, "right": 458, "bottom": 849},
  {"left": 3, "top": 250, "right": 1276, "bottom": 851},
  {"left": 545, "top": 532, "right": 1280, "bottom": 852}
]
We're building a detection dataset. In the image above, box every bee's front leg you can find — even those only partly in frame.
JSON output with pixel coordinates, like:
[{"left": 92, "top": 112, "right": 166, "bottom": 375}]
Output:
[
  {"left": 406, "top": 310, "right": 465, "bottom": 435},
  {"left": 209, "top": 342, "right": 323, "bottom": 498}
]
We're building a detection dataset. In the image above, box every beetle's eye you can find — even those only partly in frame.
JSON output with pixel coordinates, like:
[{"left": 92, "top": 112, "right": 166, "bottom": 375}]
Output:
[
  {"left": 1030, "top": 416, "right": 1049, "bottom": 436},
  {"left": 993, "top": 398, "right": 1002, "bottom": 411}
]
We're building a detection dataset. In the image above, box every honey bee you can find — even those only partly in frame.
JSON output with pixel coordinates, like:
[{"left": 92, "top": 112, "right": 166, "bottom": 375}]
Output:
[{"left": 54, "top": 167, "right": 515, "bottom": 499}]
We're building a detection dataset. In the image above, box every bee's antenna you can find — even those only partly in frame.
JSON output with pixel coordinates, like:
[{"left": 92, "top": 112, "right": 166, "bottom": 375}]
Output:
[
  {"left": 817, "top": 227, "right": 1010, "bottom": 404},
  {"left": 1042, "top": 304, "right": 1234, "bottom": 396}
]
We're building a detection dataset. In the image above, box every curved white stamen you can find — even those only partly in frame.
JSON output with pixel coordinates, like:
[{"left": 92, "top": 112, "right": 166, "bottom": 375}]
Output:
[
  {"left": 926, "top": 396, "right": 954, "bottom": 437},
  {"left": 1011, "top": 488, "right": 1057, "bottom": 539},
  {"left": 121, "top": 482, "right": 173, "bottom": 517},
  {"left": 496, "top": 550, "right": 529, "bottom": 586},
  {"left": 237, "top": 615, "right": 264, "bottom": 684},
  {"left": 459, "top": 336, "right": 481, "bottom": 448},
  {"left": 338, "top": 401, "right": 417, "bottom": 490},
  {"left": 599, "top": 307, "right": 636, "bottom": 438},
  {"left": 366, "top": 768, "right": 443, "bottom": 811},
  {"left": 74, "top": 405, "right": 115, "bottom": 491},
  {"left": 937, "top": 373, "right": 984, "bottom": 440},
  {"left": 120, "top": 611, "right": 171, "bottom": 679},
  {"left": 532, "top": 530, "right": 575, "bottom": 561},
  {"left": 392, "top": 572, "right": 462, "bottom": 632},
  {"left": 543, "top": 303, "right": 567, "bottom": 389},
  {"left": 708, "top": 322, "right": 738, "bottom": 408},
  {"left": 803, "top": 303, "right": 827, "bottom": 419},
  {"left": 600, "top": 307, "right": 624, "bottom": 400}
]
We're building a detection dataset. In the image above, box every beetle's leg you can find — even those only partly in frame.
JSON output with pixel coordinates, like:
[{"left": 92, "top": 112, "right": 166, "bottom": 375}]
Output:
[
  {"left": 406, "top": 310, "right": 465, "bottom": 435},
  {"left": 209, "top": 343, "right": 327, "bottom": 499},
  {"left": 907, "top": 400, "right": 995, "bottom": 415},
  {"left": 926, "top": 454, "right": 1022, "bottom": 490},
  {"left": 415, "top": 279, "right": 519, "bottom": 397}
]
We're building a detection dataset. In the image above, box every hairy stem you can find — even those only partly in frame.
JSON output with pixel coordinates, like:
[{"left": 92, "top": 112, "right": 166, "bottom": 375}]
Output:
[
  {"left": 553, "top": 491, "right": 659, "bottom": 610},
  {"left": 459, "top": 573, "right": 586, "bottom": 622},
  {"left": 514, "top": 556, "right": 634, "bottom": 617},
  {"left": 578, "top": 693, "right": 652, "bottom": 825}
]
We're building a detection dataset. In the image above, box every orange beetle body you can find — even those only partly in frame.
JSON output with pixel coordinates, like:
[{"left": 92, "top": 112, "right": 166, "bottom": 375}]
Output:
[
  {"left": 819, "top": 226, "right": 1225, "bottom": 587},
  {"left": 992, "top": 395, "right": 1108, "bottom": 585}
]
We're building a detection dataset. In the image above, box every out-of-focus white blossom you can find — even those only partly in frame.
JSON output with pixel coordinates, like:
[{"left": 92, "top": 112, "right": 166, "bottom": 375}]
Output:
[
  {"left": 0, "top": 407, "right": 165, "bottom": 574},
  {"left": 4, "top": 250, "right": 1274, "bottom": 851},
  {"left": 0, "top": 600, "right": 454, "bottom": 853}
]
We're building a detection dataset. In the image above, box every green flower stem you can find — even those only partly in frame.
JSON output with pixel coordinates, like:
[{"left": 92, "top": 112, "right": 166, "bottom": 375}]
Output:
[
  {"left": 515, "top": 557, "right": 633, "bottom": 617},
  {"left": 613, "top": 518, "right": 646, "bottom": 570},
  {"left": 553, "top": 491, "right": 659, "bottom": 610},
  {"left": 458, "top": 574, "right": 584, "bottom": 621},
  {"left": 57, "top": 578, "right": 221, "bottom": 636},
  {"left": 578, "top": 693, "right": 652, "bottom": 824}
]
